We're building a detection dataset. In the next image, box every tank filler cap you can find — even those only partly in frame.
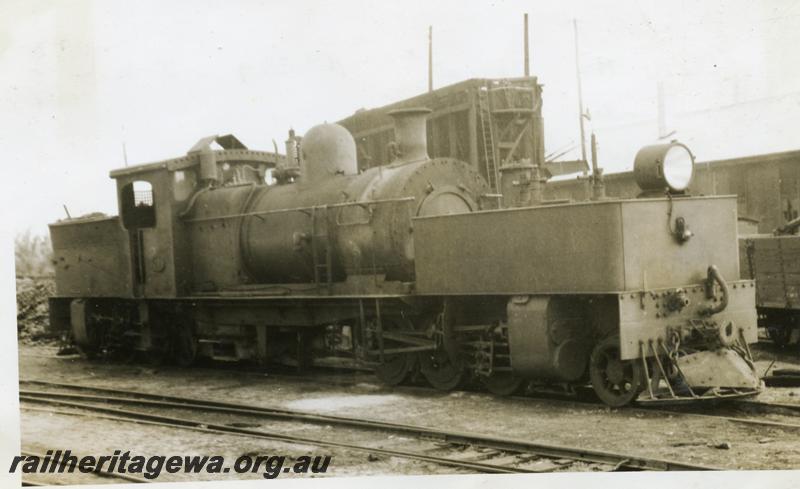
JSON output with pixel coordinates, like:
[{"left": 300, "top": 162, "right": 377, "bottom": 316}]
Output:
[{"left": 299, "top": 123, "right": 358, "bottom": 183}]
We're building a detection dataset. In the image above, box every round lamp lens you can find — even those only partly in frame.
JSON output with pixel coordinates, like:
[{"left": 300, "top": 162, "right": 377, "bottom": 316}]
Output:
[{"left": 663, "top": 145, "right": 694, "bottom": 191}]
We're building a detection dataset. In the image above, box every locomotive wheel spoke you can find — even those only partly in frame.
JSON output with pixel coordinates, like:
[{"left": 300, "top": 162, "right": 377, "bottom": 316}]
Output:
[
  {"left": 374, "top": 353, "right": 417, "bottom": 386},
  {"left": 373, "top": 318, "right": 418, "bottom": 386},
  {"left": 589, "top": 336, "right": 644, "bottom": 407},
  {"left": 419, "top": 349, "right": 465, "bottom": 391}
]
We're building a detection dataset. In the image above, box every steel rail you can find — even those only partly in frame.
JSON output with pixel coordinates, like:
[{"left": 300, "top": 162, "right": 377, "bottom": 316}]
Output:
[
  {"left": 19, "top": 380, "right": 717, "bottom": 471},
  {"left": 633, "top": 400, "right": 800, "bottom": 431},
  {"left": 19, "top": 396, "right": 550, "bottom": 475},
  {"left": 734, "top": 399, "right": 800, "bottom": 414},
  {"left": 22, "top": 378, "right": 800, "bottom": 433},
  {"left": 21, "top": 376, "right": 800, "bottom": 434}
]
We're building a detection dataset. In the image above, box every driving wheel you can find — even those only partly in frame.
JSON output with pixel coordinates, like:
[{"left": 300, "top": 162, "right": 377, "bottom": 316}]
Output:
[
  {"left": 419, "top": 349, "right": 465, "bottom": 391},
  {"left": 589, "top": 336, "right": 644, "bottom": 407},
  {"left": 373, "top": 318, "right": 418, "bottom": 386}
]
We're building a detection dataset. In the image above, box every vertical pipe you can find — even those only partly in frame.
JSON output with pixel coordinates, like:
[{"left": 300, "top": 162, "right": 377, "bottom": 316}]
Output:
[
  {"left": 428, "top": 26, "right": 433, "bottom": 93},
  {"left": 524, "top": 13, "right": 530, "bottom": 77},
  {"left": 590, "top": 132, "right": 606, "bottom": 201},
  {"left": 573, "top": 19, "right": 587, "bottom": 164}
]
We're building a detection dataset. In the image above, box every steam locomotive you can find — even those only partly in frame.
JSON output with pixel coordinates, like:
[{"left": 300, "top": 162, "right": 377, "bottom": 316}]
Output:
[{"left": 48, "top": 107, "right": 762, "bottom": 406}]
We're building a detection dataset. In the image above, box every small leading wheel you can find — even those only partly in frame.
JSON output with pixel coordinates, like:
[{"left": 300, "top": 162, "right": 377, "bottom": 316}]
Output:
[
  {"left": 419, "top": 349, "right": 465, "bottom": 391},
  {"left": 589, "top": 336, "right": 644, "bottom": 407},
  {"left": 481, "top": 372, "right": 526, "bottom": 396}
]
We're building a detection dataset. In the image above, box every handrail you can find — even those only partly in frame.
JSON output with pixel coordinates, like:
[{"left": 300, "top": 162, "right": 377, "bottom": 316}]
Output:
[{"left": 182, "top": 196, "right": 415, "bottom": 223}]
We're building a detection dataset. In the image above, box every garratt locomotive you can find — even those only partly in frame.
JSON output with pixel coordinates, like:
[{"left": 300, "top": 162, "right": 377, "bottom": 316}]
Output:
[{"left": 48, "top": 107, "right": 762, "bottom": 406}]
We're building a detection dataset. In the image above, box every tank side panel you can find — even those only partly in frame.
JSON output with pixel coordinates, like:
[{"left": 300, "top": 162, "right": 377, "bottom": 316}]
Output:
[
  {"left": 619, "top": 197, "right": 739, "bottom": 290},
  {"left": 49, "top": 217, "right": 133, "bottom": 298},
  {"left": 414, "top": 203, "right": 625, "bottom": 294}
]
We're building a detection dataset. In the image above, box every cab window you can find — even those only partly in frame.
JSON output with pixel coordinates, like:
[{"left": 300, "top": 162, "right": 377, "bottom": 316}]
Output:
[{"left": 121, "top": 180, "right": 155, "bottom": 228}]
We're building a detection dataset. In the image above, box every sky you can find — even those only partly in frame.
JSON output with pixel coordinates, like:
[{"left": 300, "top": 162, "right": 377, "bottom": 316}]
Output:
[{"left": 1, "top": 0, "right": 799, "bottom": 235}]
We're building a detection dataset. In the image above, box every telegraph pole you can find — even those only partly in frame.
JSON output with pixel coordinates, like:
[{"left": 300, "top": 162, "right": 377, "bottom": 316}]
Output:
[
  {"left": 523, "top": 13, "right": 530, "bottom": 76},
  {"left": 573, "top": 19, "right": 587, "bottom": 163}
]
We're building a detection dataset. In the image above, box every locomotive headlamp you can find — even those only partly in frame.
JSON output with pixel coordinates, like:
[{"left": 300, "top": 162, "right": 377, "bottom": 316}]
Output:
[{"left": 633, "top": 142, "right": 695, "bottom": 193}]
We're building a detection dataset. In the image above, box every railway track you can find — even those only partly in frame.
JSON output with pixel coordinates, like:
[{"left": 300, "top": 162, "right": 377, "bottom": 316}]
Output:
[
  {"left": 23, "top": 351, "right": 800, "bottom": 434},
  {"left": 631, "top": 400, "right": 800, "bottom": 436},
  {"left": 42, "top": 347, "right": 800, "bottom": 413},
  {"left": 209, "top": 364, "right": 800, "bottom": 430},
  {"left": 19, "top": 379, "right": 717, "bottom": 473},
  {"left": 21, "top": 374, "right": 800, "bottom": 436}
]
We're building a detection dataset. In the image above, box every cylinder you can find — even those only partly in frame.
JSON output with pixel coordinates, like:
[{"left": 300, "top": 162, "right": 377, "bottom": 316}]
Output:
[
  {"left": 507, "top": 296, "right": 592, "bottom": 382},
  {"left": 388, "top": 108, "right": 431, "bottom": 163}
]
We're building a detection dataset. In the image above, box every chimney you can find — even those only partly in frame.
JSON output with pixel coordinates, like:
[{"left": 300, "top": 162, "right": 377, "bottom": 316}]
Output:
[{"left": 388, "top": 108, "right": 431, "bottom": 163}]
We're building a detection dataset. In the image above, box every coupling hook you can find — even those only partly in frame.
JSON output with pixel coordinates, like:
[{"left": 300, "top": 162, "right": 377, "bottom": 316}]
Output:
[{"left": 701, "top": 265, "right": 729, "bottom": 316}]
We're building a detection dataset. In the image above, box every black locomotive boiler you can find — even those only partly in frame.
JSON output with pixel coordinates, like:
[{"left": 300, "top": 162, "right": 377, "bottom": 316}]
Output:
[{"left": 48, "top": 108, "right": 762, "bottom": 406}]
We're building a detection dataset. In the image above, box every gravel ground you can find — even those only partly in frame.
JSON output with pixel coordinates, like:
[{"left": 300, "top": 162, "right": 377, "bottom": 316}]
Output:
[
  {"left": 15, "top": 343, "right": 800, "bottom": 483},
  {"left": 21, "top": 408, "right": 460, "bottom": 484}
]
